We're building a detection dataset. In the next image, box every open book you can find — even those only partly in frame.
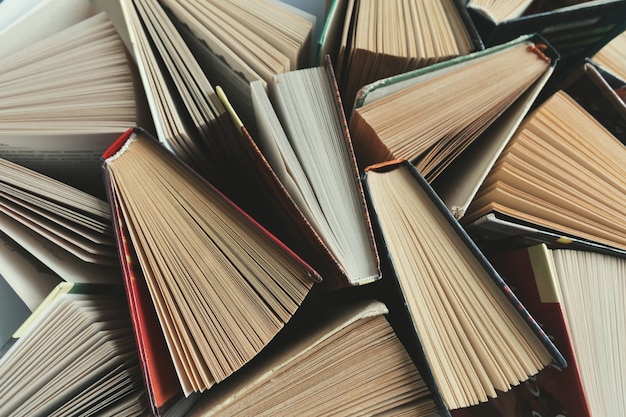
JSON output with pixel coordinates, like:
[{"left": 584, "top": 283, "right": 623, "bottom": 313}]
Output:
[
  {"left": 454, "top": 244, "right": 626, "bottom": 417},
  {"left": 349, "top": 35, "right": 556, "bottom": 217},
  {"left": 102, "top": 128, "right": 321, "bottom": 399},
  {"left": 186, "top": 299, "right": 438, "bottom": 417},
  {"left": 0, "top": 12, "right": 142, "bottom": 197},
  {"left": 463, "top": 89, "right": 626, "bottom": 257},
  {"left": 0, "top": 282, "right": 148, "bottom": 416},
  {"left": 335, "top": 0, "right": 478, "bottom": 108},
  {"left": 362, "top": 160, "right": 565, "bottom": 410},
  {"left": 249, "top": 58, "right": 381, "bottom": 287},
  {"left": 0, "top": 156, "right": 121, "bottom": 288},
  {"left": 591, "top": 27, "right": 626, "bottom": 84},
  {"left": 0, "top": 0, "right": 95, "bottom": 59},
  {"left": 158, "top": 0, "right": 315, "bottom": 129}
]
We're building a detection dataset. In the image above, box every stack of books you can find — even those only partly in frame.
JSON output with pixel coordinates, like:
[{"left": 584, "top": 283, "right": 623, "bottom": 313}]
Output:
[{"left": 1, "top": 0, "right": 625, "bottom": 416}]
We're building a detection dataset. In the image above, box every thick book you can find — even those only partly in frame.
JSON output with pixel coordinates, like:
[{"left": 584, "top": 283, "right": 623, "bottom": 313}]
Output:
[
  {"left": 248, "top": 57, "right": 381, "bottom": 288},
  {"left": 362, "top": 160, "right": 565, "bottom": 411},
  {"left": 0, "top": 12, "right": 143, "bottom": 198},
  {"left": 335, "top": 0, "right": 480, "bottom": 109},
  {"left": 465, "top": 0, "right": 626, "bottom": 95},
  {"left": 454, "top": 243, "right": 625, "bottom": 417},
  {"left": 463, "top": 89, "right": 626, "bottom": 257},
  {"left": 0, "top": 281, "right": 149, "bottom": 416},
  {"left": 102, "top": 128, "right": 321, "bottom": 406},
  {"left": 185, "top": 299, "right": 439, "bottom": 416},
  {"left": 350, "top": 34, "right": 557, "bottom": 218}
]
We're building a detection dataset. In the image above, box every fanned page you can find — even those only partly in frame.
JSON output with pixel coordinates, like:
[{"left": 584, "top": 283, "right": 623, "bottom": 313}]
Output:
[
  {"left": 464, "top": 90, "right": 626, "bottom": 253},
  {"left": 260, "top": 65, "right": 380, "bottom": 286},
  {"left": 94, "top": 0, "right": 242, "bottom": 184},
  {"left": 548, "top": 248, "right": 626, "bottom": 417},
  {"left": 467, "top": 0, "right": 534, "bottom": 23},
  {"left": 364, "top": 162, "right": 556, "bottom": 410},
  {"left": 0, "top": 12, "right": 139, "bottom": 196},
  {"left": 0, "top": 0, "right": 95, "bottom": 60},
  {"left": 349, "top": 37, "right": 554, "bottom": 181},
  {"left": 0, "top": 157, "right": 116, "bottom": 265},
  {"left": 592, "top": 29, "right": 626, "bottom": 82},
  {"left": 187, "top": 300, "right": 438, "bottom": 417},
  {"left": 160, "top": 0, "right": 314, "bottom": 127},
  {"left": 337, "top": 0, "right": 474, "bottom": 109},
  {"left": 0, "top": 286, "right": 147, "bottom": 416},
  {"left": 103, "top": 130, "right": 318, "bottom": 395}
]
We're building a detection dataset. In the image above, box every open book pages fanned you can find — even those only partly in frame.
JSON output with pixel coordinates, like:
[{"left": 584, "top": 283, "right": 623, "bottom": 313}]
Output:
[
  {"left": 158, "top": 0, "right": 315, "bottom": 128},
  {"left": 349, "top": 35, "right": 555, "bottom": 182},
  {"left": 0, "top": 283, "right": 148, "bottom": 417},
  {"left": 250, "top": 61, "right": 381, "bottom": 287},
  {"left": 102, "top": 128, "right": 320, "bottom": 396},
  {"left": 92, "top": 0, "right": 246, "bottom": 185},
  {"left": 0, "top": 11, "right": 140, "bottom": 197},
  {"left": 460, "top": 244, "right": 626, "bottom": 417},
  {"left": 464, "top": 89, "right": 626, "bottom": 254},
  {"left": 336, "top": 0, "right": 475, "bottom": 108},
  {"left": 186, "top": 300, "right": 439, "bottom": 417},
  {"left": 363, "top": 160, "right": 563, "bottom": 410}
]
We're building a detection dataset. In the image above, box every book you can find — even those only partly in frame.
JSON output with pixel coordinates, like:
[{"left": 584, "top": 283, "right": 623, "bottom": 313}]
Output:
[
  {"left": 0, "top": 156, "right": 122, "bottom": 287},
  {"left": 92, "top": 0, "right": 244, "bottom": 185},
  {"left": 349, "top": 34, "right": 557, "bottom": 217},
  {"left": 564, "top": 60, "right": 626, "bottom": 144},
  {"left": 591, "top": 27, "right": 626, "bottom": 82},
  {"left": 335, "top": 0, "right": 479, "bottom": 109},
  {"left": 462, "top": 89, "right": 626, "bottom": 256},
  {"left": 0, "top": 282, "right": 149, "bottom": 416},
  {"left": 454, "top": 243, "right": 625, "bottom": 417},
  {"left": 158, "top": 0, "right": 316, "bottom": 129},
  {"left": 0, "top": 0, "right": 95, "bottom": 59},
  {"left": 465, "top": 0, "right": 626, "bottom": 95},
  {"left": 248, "top": 58, "right": 381, "bottom": 288},
  {"left": 102, "top": 128, "right": 321, "bottom": 399},
  {"left": 0, "top": 12, "right": 143, "bottom": 198},
  {"left": 362, "top": 160, "right": 565, "bottom": 411},
  {"left": 185, "top": 299, "right": 439, "bottom": 417},
  {"left": 101, "top": 0, "right": 380, "bottom": 290}
]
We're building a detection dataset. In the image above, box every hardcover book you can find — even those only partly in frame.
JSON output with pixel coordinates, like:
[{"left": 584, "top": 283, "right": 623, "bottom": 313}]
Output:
[
  {"left": 362, "top": 160, "right": 565, "bottom": 411},
  {"left": 454, "top": 243, "right": 626, "bottom": 417},
  {"left": 463, "top": 89, "right": 626, "bottom": 258},
  {"left": 102, "top": 127, "right": 321, "bottom": 411}
]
